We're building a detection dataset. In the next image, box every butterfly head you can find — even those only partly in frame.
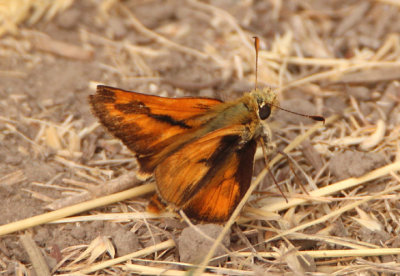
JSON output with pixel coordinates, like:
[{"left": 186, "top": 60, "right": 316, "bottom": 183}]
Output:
[{"left": 250, "top": 87, "right": 277, "bottom": 121}]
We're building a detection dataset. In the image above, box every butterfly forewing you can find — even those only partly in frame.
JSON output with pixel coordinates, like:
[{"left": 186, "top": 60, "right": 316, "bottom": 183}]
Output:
[{"left": 89, "top": 85, "right": 223, "bottom": 175}]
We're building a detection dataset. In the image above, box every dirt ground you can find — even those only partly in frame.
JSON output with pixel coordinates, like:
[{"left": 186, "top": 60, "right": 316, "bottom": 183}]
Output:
[{"left": 1, "top": 0, "right": 400, "bottom": 275}]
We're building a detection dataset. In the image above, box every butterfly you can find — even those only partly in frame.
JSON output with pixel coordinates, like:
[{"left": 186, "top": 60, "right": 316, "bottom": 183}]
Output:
[
  {"left": 89, "top": 39, "right": 324, "bottom": 222},
  {"left": 89, "top": 85, "right": 278, "bottom": 222}
]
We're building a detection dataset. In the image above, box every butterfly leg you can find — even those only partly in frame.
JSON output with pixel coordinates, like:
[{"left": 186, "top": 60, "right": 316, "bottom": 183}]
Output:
[
  {"left": 258, "top": 123, "right": 288, "bottom": 202},
  {"left": 148, "top": 193, "right": 166, "bottom": 214},
  {"left": 276, "top": 149, "right": 310, "bottom": 196},
  {"left": 259, "top": 121, "right": 276, "bottom": 154}
]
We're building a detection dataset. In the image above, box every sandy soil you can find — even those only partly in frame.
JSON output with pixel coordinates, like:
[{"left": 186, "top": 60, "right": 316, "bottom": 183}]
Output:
[{"left": 1, "top": 0, "right": 400, "bottom": 274}]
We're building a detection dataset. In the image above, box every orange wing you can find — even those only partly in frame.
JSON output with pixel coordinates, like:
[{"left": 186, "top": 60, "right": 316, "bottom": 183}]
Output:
[
  {"left": 154, "top": 125, "right": 257, "bottom": 222},
  {"left": 89, "top": 85, "right": 222, "bottom": 176}
]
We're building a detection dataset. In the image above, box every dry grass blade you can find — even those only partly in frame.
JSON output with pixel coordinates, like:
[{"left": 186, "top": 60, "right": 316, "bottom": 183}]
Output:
[
  {"left": 262, "top": 161, "right": 400, "bottom": 212},
  {"left": 376, "top": 0, "right": 400, "bottom": 6},
  {"left": 356, "top": 259, "right": 400, "bottom": 274},
  {"left": 68, "top": 236, "right": 115, "bottom": 268},
  {"left": 46, "top": 171, "right": 141, "bottom": 210},
  {"left": 79, "top": 239, "right": 175, "bottom": 274},
  {"left": 0, "top": 0, "right": 74, "bottom": 37},
  {"left": 125, "top": 263, "right": 218, "bottom": 276},
  {"left": 19, "top": 234, "right": 51, "bottom": 276},
  {"left": 118, "top": 3, "right": 220, "bottom": 65},
  {"left": 262, "top": 184, "right": 400, "bottom": 245},
  {"left": 352, "top": 207, "right": 383, "bottom": 232},
  {"left": 26, "top": 30, "right": 93, "bottom": 60},
  {"left": 281, "top": 232, "right": 379, "bottom": 249},
  {"left": 127, "top": 259, "right": 256, "bottom": 275},
  {"left": 0, "top": 170, "right": 26, "bottom": 186},
  {"left": 236, "top": 248, "right": 400, "bottom": 259},
  {"left": 50, "top": 212, "right": 175, "bottom": 224},
  {"left": 0, "top": 183, "right": 154, "bottom": 236},
  {"left": 281, "top": 62, "right": 400, "bottom": 90},
  {"left": 187, "top": 0, "right": 253, "bottom": 52}
]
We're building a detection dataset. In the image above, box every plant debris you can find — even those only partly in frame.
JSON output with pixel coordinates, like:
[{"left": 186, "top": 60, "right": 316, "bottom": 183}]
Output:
[{"left": 1, "top": 0, "right": 400, "bottom": 275}]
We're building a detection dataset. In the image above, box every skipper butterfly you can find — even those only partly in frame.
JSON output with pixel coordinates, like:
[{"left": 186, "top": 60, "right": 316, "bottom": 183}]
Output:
[{"left": 89, "top": 38, "right": 323, "bottom": 222}]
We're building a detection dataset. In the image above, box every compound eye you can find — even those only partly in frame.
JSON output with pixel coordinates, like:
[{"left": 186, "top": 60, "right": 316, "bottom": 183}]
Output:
[{"left": 258, "top": 104, "right": 271, "bottom": 120}]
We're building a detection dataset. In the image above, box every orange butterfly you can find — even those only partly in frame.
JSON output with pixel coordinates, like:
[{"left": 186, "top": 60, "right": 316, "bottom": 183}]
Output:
[
  {"left": 90, "top": 85, "right": 278, "bottom": 222},
  {"left": 89, "top": 40, "right": 323, "bottom": 222}
]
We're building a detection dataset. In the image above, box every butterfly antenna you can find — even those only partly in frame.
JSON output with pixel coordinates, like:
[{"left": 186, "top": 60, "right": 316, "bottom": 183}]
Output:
[
  {"left": 269, "top": 103, "right": 325, "bottom": 123},
  {"left": 251, "top": 38, "right": 324, "bottom": 123},
  {"left": 253, "top": 36, "right": 259, "bottom": 91}
]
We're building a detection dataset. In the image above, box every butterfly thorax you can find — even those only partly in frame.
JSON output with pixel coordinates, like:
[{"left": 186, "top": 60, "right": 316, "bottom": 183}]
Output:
[{"left": 196, "top": 87, "right": 277, "bottom": 143}]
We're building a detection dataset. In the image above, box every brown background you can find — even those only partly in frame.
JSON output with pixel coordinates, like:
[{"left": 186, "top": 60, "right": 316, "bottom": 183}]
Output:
[{"left": 1, "top": 0, "right": 399, "bottom": 274}]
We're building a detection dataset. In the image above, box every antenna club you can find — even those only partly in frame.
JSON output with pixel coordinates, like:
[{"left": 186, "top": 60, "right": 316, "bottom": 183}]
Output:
[{"left": 253, "top": 36, "right": 260, "bottom": 91}]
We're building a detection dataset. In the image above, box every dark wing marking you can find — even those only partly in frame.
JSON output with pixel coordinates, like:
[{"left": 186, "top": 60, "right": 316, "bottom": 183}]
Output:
[
  {"left": 89, "top": 85, "right": 223, "bottom": 174},
  {"left": 154, "top": 125, "right": 257, "bottom": 222}
]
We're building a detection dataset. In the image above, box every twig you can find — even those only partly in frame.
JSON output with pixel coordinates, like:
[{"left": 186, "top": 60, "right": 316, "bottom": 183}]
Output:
[{"left": 20, "top": 234, "right": 51, "bottom": 276}]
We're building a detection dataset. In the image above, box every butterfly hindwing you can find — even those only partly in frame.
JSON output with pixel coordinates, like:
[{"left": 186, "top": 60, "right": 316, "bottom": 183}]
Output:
[
  {"left": 154, "top": 125, "right": 257, "bottom": 222},
  {"left": 183, "top": 139, "right": 256, "bottom": 222},
  {"left": 89, "top": 85, "right": 223, "bottom": 175}
]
